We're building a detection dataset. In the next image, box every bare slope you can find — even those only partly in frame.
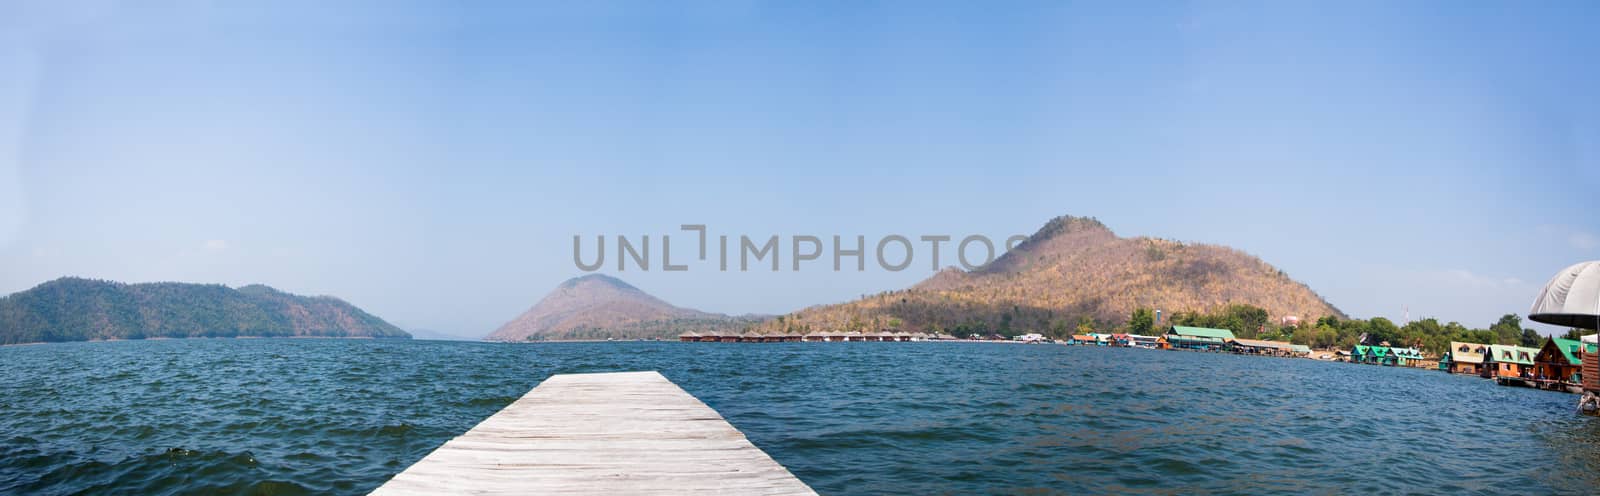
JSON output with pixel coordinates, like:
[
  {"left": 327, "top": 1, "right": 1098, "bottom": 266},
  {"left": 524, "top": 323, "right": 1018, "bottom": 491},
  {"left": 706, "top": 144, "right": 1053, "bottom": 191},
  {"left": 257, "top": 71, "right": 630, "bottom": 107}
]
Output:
[
  {"left": 756, "top": 216, "right": 1344, "bottom": 336},
  {"left": 486, "top": 274, "right": 758, "bottom": 341}
]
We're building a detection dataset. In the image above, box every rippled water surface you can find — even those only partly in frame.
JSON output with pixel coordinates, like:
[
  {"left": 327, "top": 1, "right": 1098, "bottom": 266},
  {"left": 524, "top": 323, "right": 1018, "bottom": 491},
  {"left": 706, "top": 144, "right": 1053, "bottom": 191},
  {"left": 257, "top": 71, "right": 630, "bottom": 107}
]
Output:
[{"left": 5, "top": 339, "right": 1600, "bottom": 495}]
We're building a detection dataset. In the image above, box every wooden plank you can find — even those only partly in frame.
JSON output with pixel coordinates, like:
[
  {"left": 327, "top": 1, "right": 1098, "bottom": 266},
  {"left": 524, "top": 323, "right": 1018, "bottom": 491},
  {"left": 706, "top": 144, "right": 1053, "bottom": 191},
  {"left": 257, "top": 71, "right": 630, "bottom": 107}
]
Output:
[
  {"left": 1585, "top": 350, "right": 1599, "bottom": 392},
  {"left": 371, "top": 371, "right": 816, "bottom": 496}
]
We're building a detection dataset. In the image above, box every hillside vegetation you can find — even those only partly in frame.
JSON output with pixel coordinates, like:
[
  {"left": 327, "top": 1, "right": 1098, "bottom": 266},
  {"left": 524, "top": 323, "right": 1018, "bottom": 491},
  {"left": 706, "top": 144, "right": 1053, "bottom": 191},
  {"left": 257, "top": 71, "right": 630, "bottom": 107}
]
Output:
[{"left": 0, "top": 277, "right": 409, "bottom": 344}]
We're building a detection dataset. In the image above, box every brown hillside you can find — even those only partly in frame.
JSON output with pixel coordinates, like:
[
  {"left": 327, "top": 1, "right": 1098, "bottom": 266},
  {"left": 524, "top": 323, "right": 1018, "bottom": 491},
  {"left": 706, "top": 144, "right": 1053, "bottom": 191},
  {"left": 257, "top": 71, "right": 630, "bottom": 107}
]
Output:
[
  {"left": 486, "top": 274, "right": 758, "bottom": 341},
  {"left": 755, "top": 216, "right": 1344, "bottom": 336}
]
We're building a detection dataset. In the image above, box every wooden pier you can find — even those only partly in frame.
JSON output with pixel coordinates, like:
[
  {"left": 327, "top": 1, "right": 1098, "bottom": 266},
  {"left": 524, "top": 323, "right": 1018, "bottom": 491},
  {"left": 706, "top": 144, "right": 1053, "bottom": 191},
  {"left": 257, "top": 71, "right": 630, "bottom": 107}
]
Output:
[{"left": 371, "top": 371, "right": 816, "bottom": 495}]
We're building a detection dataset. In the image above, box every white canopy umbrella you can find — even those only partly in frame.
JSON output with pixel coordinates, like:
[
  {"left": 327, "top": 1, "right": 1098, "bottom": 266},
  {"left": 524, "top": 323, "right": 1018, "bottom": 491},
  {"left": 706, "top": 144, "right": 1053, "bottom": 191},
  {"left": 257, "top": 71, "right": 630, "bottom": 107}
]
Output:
[{"left": 1529, "top": 261, "right": 1600, "bottom": 330}]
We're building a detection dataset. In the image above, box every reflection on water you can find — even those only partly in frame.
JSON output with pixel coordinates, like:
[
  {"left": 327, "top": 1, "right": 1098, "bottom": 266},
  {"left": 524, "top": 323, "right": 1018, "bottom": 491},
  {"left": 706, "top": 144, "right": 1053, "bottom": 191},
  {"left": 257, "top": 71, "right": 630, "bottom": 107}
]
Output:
[{"left": 3, "top": 340, "right": 1600, "bottom": 494}]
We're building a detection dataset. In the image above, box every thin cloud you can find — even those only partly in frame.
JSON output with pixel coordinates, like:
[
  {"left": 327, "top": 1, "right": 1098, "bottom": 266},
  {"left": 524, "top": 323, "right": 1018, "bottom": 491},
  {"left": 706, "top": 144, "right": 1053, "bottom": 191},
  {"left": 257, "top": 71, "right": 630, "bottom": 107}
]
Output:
[
  {"left": 1571, "top": 231, "right": 1599, "bottom": 251},
  {"left": 202, "top": 239, "right": 228, "bottom": 251},
  {"left": 1439, "top": 268, "right": 1519, "bottom": 289},
  {"left": 1535, "top": 225, "right": 1599, "bottom": 252}
]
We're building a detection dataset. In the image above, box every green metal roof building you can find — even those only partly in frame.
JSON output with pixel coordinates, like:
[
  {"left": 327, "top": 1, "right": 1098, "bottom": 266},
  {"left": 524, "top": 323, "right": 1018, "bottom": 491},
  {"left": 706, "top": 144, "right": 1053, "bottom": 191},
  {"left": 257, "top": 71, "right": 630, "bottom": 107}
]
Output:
[
  {"left": 1546, "top": 337, "right": 1596, "bottom": 366},
  {"left": 1486, "top": 345, "right": 1537, "bottom": 366},
  {"left": 1390, "top": 347, "right": 1424, "bottom": 365},
  {"left": 1351, "top": 345, "right": 1397, "bottom": 365},
  {"left": 1166, "top": 326, "right": 1236, "bottom": 350}
]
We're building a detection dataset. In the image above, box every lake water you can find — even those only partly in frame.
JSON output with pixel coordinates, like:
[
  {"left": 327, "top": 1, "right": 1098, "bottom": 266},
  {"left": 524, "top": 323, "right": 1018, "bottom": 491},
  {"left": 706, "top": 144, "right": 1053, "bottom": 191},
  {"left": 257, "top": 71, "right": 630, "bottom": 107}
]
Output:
[{"left": 3, "top": 339, "right": 1599, "bottom": 495}]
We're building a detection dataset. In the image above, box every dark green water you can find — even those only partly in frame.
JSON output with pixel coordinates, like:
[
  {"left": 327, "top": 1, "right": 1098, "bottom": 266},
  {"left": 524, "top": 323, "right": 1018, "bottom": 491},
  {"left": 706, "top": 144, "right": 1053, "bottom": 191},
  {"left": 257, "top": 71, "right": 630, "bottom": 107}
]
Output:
[{"left": 3, "top": 339, "right": 1600, "bottom": 495}]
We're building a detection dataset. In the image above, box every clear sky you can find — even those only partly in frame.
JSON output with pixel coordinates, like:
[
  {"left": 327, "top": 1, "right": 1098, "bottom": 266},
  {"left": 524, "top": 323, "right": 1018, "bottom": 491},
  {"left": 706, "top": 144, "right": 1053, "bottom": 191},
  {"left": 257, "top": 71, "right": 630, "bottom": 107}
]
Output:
[{"left": 2, "top": 1, "right": 1596, "bottom": 337}]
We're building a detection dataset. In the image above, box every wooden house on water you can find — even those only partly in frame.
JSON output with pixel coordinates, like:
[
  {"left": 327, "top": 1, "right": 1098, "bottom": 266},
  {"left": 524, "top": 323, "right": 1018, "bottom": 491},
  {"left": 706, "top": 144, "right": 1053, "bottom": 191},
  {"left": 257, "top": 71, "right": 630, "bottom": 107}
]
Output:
[
  {"left": 1533, "top": 337, "right": 1596, "bottom": 393},
  {"left": 1390, "top": 347, "right": 1426, "bottom": 367},
  {"left": 1166, "top": 326, "right": 1235, "bottom": 351},
  {"left": 1482, "top": 345, "right": 1539, "bottom": 385},
  {"left": 1125, "top": 334, "right": 1164, "bottom": 349},
  {"left": 678, "top": 332, "right": 726, "bottom": 342},
  {"left": 1351, "top": 345, "right": 1395, "bottom": 365},
  {"left": 1588, "top": 336, "right": 1600, "bottom": 395},
  {"left": 1229, "top": 338, "right": 1299, "bottom": 357},
  {"left": 1440, "top": 342, "right": 1487, "bottom": 374},
  {"left": 1525, "top": 261, "right": 1600, "bottom": 402}
]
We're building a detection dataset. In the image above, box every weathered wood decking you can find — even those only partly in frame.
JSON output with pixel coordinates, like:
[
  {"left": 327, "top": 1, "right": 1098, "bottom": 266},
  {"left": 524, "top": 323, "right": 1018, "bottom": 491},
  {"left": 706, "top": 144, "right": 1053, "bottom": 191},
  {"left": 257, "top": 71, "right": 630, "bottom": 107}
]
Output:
[{"left": 371, "top": 371, "right": 816, "bottom": 495}]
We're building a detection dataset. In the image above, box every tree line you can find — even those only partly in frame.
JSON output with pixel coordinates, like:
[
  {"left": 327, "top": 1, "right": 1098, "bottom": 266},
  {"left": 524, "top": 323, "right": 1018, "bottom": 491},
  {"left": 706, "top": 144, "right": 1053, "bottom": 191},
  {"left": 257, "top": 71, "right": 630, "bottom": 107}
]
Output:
[{"left": 1114, "top": 303, "right": 1573, "bottom": 356}]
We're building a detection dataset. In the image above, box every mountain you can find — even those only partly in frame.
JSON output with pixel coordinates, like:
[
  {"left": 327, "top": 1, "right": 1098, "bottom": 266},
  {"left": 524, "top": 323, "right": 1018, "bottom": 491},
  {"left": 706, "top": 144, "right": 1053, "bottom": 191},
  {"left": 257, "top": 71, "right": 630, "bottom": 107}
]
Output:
[
  {"left": 486, "top": 274, "right": 759, "bottom": 341},
  {"left": 754, "top": 215, "right": 1345, "bottom": 336},
  {"left": 0, "top": 277, "right": 409, "bottom": 345}
]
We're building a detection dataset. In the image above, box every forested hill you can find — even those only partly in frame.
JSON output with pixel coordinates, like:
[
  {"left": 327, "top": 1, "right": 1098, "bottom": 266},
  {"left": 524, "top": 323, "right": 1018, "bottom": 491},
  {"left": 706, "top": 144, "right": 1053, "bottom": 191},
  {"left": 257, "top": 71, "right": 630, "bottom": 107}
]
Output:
[
  {"left": 753, "top": 215, "right": 1346, "bottom": 336},
  {"left": 0, "top": 277, "right": 409, "bottom": 344}
]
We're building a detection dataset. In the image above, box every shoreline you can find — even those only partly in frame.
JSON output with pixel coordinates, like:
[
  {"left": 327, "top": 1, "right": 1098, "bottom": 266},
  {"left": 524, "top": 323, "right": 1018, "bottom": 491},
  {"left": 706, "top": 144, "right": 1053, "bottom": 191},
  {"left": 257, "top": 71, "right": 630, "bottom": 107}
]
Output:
[
  {"left": 487, "top": 338, "right": 1035, "bottom": 344},
  {"left": 0, "top": 335, "right": 412, "bottom": 348}
]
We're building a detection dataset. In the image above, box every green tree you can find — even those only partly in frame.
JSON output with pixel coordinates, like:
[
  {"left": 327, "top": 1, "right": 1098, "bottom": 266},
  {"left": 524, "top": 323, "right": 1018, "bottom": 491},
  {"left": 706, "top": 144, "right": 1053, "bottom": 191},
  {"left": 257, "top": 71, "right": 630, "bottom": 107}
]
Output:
[
  {"left": 1316, "top": 325, "right": 1341, "bottom": 349},
  {"left": 1316, "top": 315, "right": 1341, "bottom": 328},
  {"left": 1226, "top": 304, "right": 1270, "bottom": 338},
  {"left": 1366, "top": 317, "right": 1400, "bottom": 345},
  {"left": 1490, "top": 314, "right": 1524, "bottom": 345},
  {"left": 1128, "top": 308, "right": 1154, "bottom": 335},
  {"left": 1048, "top": 319, "right": 1070, "bottom": 339},
  {"left": 1520, "top": 328, "right": 1543, "bottom": 348},
  {"left": 1465, "top": 329, "right": 1498, "bottom": 346},
  {"left": 1076, "top": 315, "right": 1097, "bottom": 335}
]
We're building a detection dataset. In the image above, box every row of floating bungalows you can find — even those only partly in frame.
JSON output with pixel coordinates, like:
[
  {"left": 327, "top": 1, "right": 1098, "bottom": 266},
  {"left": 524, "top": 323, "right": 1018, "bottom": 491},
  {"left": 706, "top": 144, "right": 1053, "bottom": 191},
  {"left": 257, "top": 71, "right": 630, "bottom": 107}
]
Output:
[
  {"left": 682, "top": 325, "right": 1317, "bottom": 358},
  {"left": 1063, "top": 333, "right": 1168, "bottom": 348},
  {"left": 678, "top": 331, "right": 961, "bottom": 343},
  {"left": 1440, "top": 338, "right": 1598, "bottom": 393},
  {"left": 1075, "top": 326, "right": 1314, "bottom": 357},
  {"left": 1165, "top": 326, "right": 1313, "bottom": 357},
  {"left": 1347, "top": 345, "right": 1433, "bottom": 367}
]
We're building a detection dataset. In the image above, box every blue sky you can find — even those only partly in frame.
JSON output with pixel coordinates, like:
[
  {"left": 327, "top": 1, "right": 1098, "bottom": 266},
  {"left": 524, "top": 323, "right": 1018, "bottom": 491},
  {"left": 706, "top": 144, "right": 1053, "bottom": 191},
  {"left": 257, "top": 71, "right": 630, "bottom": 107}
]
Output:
[{"left": 1, "top": 1, "right": 1596, "bottom": 337}]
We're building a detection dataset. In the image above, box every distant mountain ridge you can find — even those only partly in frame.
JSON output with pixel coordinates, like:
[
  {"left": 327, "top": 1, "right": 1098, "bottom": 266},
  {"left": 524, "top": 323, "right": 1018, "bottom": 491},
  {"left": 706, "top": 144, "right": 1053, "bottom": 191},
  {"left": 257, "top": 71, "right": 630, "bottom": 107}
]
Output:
[
  {"left": 485, "top": 274, "right": 759, "bottom": 341},
  {"left": 0, "top": 277, "right": 409, "bottom": 344},
  {"left": 754, "top": 215, "right": 1345, "bottom": 336}
]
